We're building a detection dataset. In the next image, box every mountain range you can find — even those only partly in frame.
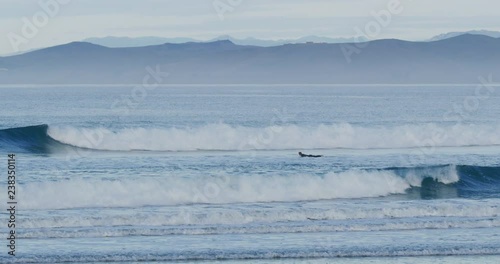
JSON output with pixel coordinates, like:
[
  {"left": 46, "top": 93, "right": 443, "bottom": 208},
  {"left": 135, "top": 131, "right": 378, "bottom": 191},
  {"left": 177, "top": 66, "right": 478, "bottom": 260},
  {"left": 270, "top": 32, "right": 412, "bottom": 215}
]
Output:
[
  {"left": 83, "top": 30, "right": 500, "bottom": 48},
  {"left": 0, "top": 34, "right": 499, "bottom": 84},
  {"left": 83, "top": 35, "right": 369, "bottom": 48},
  {"left": 428, "top": 30, "right": 500, "bottom": 41}
]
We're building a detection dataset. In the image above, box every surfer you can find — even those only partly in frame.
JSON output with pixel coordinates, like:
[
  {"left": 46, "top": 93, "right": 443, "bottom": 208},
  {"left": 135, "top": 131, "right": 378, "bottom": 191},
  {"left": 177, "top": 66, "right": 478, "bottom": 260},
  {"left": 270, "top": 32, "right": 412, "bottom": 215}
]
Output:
[{"left": 298, "top": 152, "right": 322, "bottom": 158}]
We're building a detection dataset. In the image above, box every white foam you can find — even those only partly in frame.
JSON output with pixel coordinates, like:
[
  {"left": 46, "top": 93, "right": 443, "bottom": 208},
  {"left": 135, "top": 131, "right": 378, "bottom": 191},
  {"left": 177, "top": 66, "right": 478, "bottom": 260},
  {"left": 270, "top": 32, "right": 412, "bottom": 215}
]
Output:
[
  {"left": 19, "top": 199, "right": 500, "bottom": 232},
  {"left": 47, "top": 123, "right": 500, "bottom": 151},
  {"left": 4, "top": 245, "right": 500, "bottom": 263},
  {"left": 16, "top": 167, "right": 459, "bottom": 210},
  {"left": 18, "top": 217, "right": 500, "bottom": 238},
  {"left": 404, "top": 165, "right": 459, "bottom": 186}
]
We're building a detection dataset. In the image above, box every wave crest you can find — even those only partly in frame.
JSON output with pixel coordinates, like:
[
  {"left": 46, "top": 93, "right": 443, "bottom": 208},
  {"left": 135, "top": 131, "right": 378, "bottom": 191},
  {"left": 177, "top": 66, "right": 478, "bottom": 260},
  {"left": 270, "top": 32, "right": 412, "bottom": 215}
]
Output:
[
  {"left": 16, "top": 165, "right": 462, "bottom": 210},
  {"left": 47, "top": 123, "right": 500, "bottom": 151},
  {"left": 2, "top": 123, "right": 500, "bottom": 153}
]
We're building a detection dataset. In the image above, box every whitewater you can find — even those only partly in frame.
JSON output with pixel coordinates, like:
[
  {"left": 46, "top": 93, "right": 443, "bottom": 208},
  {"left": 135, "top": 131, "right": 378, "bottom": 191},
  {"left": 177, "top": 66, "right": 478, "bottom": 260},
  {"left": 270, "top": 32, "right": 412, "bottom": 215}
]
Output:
[
  {"left": 45, "top": 123, "right": 500, "bottom": 151},
  {"left": 0, "top": 85, "right": 499, "bottom": 263}
]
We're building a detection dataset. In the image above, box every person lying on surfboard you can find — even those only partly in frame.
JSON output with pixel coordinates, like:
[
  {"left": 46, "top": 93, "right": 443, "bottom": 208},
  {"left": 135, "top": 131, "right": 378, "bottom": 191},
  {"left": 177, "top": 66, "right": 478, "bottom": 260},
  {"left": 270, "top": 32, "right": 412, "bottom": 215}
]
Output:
[{"left": 298, "top": 152, "right": 322, "bottom": 158}]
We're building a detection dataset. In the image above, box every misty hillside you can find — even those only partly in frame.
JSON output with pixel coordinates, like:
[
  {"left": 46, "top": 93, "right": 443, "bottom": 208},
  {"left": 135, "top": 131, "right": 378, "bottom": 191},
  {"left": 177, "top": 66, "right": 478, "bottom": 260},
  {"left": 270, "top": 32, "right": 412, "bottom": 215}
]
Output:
[
  {"left": 1, "top": 34, "right": 499, "bottom": 84},
  {"left": 429, "top": 30, "right": 500, "bottom": 41}
]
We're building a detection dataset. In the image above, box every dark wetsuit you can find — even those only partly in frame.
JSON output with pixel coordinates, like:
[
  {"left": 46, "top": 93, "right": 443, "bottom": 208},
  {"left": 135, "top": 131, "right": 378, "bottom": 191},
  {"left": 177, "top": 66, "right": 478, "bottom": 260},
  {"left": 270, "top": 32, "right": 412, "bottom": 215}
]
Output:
[{"left": 298, "top": 152, "right": 322, "bottom": 158}]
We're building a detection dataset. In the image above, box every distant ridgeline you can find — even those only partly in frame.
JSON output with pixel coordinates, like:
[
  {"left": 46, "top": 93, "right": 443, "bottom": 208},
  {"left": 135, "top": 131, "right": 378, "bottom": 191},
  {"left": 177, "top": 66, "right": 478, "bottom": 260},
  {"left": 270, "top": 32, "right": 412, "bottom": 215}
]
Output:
[{"left": 0, "top": 34, "right": 499, "bottom": 84}]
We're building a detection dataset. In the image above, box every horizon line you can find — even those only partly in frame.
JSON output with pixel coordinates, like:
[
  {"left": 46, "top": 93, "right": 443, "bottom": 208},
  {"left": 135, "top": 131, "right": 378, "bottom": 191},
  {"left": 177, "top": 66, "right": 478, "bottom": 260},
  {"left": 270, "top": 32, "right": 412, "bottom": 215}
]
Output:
[{"left": 1, "top": 83, "right": 500, "bottom": 88}]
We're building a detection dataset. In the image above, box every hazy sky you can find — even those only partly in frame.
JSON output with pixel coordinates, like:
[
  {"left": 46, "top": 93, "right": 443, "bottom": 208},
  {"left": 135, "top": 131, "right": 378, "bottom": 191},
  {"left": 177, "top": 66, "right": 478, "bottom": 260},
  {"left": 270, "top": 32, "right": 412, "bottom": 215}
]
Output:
[{"left": 1, "top": 0, "right": 499, "bottom": 55}]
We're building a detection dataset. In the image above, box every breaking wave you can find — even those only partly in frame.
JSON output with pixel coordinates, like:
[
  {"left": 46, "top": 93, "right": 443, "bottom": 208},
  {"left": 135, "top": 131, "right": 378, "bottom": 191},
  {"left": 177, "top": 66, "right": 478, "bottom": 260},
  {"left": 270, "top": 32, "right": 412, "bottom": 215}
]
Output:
[
  {"left": 1, "top": 123, "right": 500, "bottom": 153},
  {"left": 12, "top": 164, "right": 500, "bottom": 210}
]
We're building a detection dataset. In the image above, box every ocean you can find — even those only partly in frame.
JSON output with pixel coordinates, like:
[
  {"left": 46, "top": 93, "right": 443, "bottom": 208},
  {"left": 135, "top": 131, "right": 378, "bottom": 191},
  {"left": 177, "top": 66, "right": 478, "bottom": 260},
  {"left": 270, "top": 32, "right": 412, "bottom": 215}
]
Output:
[{"left": 0, "top": 85, "right": 499, "bottom": 263}]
